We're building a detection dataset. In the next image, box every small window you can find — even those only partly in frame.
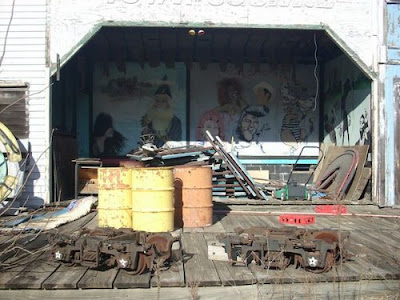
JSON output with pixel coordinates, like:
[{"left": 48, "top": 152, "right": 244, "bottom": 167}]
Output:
[{"left": 0, "top": 81, "right": 29, "bottom": 139}]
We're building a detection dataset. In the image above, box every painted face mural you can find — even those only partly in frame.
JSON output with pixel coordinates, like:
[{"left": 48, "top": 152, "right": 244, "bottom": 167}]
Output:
[
  {"left": 235, "top": 106, "right": 268, "bottom": 143},
  {"left": 191, "top": 63, "right": 319, "bottom": 156},
  {"left": 141, "top": 79, "right": 182, "bottom": 147}
]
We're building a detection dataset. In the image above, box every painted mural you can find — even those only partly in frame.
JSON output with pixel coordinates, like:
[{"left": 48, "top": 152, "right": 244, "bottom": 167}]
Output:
[
  {"left": 191, "top": 63, "right": 319, "bottom": 156},
  {"left": 93, "top": 63, "right": 186, "bottom": 156},
  {"left": 322, "top": 55, "right": 371, "bottom": 147}
]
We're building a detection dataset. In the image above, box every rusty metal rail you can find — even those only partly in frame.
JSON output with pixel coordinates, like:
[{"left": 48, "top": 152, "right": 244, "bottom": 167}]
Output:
[
  {"left": 48, "top": 227, "right": 179, "bottom": 275},
  {"left": 216, "top": 227, "right": 350, "bottom": 273}
]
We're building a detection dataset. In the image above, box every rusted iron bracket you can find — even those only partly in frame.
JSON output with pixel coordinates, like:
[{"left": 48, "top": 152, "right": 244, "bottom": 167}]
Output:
[
  {"left": 215, "top": 227, "right": 349, "bottom": 273},
  {"left": 48, "top": 227, "right": 180, "bottom": 275}
]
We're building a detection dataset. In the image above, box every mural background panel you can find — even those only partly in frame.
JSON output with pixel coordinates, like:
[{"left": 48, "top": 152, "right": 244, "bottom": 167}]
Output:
[
  {"left": 322, "top": 55, "right": 371, "bottom": 148},
  {"left": 93, "top": 63, "right": 187, "bottom": 156},
  {"left": 190, "top": 63, "right": 319, "bottom": 157}
]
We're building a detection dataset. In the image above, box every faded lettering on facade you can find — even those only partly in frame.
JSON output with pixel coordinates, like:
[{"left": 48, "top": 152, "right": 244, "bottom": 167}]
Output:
[{"left": 106, "top": 0, "right": 335, "bottom": 9}]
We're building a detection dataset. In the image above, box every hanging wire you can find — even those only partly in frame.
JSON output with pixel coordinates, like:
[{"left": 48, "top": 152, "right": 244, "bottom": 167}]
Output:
[{"left": 312, "top": 32, "right": 319, "bottom": 111}]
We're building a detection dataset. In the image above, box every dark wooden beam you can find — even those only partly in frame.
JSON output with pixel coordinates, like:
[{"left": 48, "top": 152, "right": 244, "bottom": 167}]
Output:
[
  {"left": 177, "top": 30, "right": 195, "bottom": 69},
  {"left": 195, "top": 31, "right": 213, "bottom": 70},
  {"left": 124, "top": 29, "right": 145, "bottom": 68},
  {"left": 142, "top": 28, "right": 161, "bottom": 68},
  {"left": 229, "top": 32, "right": 248, "bottom": 72},
  {"left": 160, "top": 28, "right": 177, "bottom": 69},
  {"left": 213, "top": 31, "right": 230, "bottom": 72}
]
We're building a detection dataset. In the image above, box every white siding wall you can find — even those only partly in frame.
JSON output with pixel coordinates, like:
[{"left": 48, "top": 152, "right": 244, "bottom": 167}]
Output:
[
  {"left": 49, "top": 0, "right": 377, "bottom": 70},
  {"left": 0, "top": 0, "right": 49, "bottom": 206}
]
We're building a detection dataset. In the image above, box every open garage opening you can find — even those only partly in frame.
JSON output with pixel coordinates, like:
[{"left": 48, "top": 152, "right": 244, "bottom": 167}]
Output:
[{"left": 50, "top": 26, "right": 372, "bottom": 202}]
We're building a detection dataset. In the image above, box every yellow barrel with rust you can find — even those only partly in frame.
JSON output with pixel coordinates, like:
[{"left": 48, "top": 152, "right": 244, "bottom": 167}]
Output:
[
  {"left": 174, "top": 166, "right": 213, "bottom": 228},
  {"left": 97, "top": 167, "right": 132, "bottom": 229},
  {"left": 131, "top": 167, "right": 174, "bottom": 232}
]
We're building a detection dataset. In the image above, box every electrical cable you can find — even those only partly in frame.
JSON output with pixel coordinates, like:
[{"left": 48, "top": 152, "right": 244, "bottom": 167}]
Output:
[{"left": 313, "top": 33, "right": 319, "bottom": 111}]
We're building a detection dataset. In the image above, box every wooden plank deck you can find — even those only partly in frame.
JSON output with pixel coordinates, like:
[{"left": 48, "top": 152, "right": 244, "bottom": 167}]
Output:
[{"left": 0, "top": 206, "right": 399, "bottom": 290}]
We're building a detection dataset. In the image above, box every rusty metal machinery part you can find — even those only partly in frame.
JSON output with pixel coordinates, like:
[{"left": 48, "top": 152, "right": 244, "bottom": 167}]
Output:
[
  {"left": 48, "top": 227, "right": 179, "bottom": 275},
  {"left": 217, "top": 227, "right": 349, "bottom": 274}
]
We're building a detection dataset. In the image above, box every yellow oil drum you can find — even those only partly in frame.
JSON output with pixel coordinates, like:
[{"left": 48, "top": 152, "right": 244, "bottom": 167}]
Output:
[
  {"left": 131, "top": 167, "right": 174, "bottom": 232},
  {"left": 97, "top": 167, "right": 132, "bottom": 229},
  {"left": 174, "top": 166, "right": 213, "bottom": 228}
]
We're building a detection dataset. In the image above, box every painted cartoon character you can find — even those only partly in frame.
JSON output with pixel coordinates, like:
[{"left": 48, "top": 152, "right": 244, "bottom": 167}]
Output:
[
  {"left": 236, "top": 107, "right": 266, "bottom": 142},
  {"left": 141, "top": 79, "right": 182, "bottom": 147},
  {"left": 280, "top": 82, "right": 315, "bottom": 151},
  {"left": 92, "top": 113, "right": 126, "bottom": 157},
  {"left": 197, "top": 78, "right": 247, "bottom": 141},
  {"left": 355, "top": 110, "right": 371, "bottom": 145},
  {"left": 196, "top": 110, "right": 225, "bottom": 141}
]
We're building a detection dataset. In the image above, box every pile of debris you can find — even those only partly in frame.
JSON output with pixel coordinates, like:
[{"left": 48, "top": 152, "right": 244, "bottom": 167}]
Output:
[
  {"left": 127, "top": 131, "right": 268, "bottom": 200},
  {"left": 206, "top": 132, "right": 267, "bottom": 200},
  {"left": 127, "top": 144, "right": 215, "bottom": 167}
]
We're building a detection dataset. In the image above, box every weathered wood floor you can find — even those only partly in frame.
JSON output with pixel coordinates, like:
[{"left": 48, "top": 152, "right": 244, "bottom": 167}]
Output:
[{"left": 0, "top": 205, "right": 399, "bottom": 292}]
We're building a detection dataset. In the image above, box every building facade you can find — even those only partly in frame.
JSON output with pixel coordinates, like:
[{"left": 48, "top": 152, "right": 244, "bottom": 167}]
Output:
[{"left": 0, "top": 0, "right": 398, "bottom": 207}]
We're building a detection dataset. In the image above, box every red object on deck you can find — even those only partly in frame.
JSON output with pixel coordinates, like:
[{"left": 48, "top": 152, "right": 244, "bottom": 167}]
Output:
[
  {"left": 315, "top": 205, "right": 348, "bottom": 215},
  {"left": 279, "top": 214, "right": 315, "bottom": 225}
]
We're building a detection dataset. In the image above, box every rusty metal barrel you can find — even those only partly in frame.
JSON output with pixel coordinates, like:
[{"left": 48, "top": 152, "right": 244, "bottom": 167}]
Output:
[
  {"left": 97, "top": 167, "right": 132, "bottom": 229},
  {"left": 131, "top": 167, "right": 174, "bottom": 232},
  {"left": 174, "top": 166, "right": 213, "bottom": 228}
]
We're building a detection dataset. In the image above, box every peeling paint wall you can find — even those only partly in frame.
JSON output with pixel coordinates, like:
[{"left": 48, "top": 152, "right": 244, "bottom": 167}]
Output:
[
  {"left": 49, "top": 0, "right": 376, "bottom": 69},
  {"left": 381, "top": 2, "right": 400, "bottom": 207}
]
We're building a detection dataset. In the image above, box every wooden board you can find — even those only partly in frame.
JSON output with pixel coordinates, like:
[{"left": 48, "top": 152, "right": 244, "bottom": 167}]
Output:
[
  {"left": 0, "top": 249, "right": 41, "bottom": 289},
  {"left": 347, "top": 233, "right": 400, "bottom": 275},
  {"left": 181, "top": 233, "right": 221, "bottom": 287},
  {"left": 1, "top": 280, "right": 400, "bottom": 298},
  {"left": 248, "top": 263, "right": 293, "bottom": 284},
  {"left": 77, "top": 268, "right": 119, "bottom": 289},
  {"left": 5, "top": 253, "right": 60, "bottom": 289},
  {"left": 219, "top": 214, "right": 243, "bottom": 233},
  {"left": 344, "top": 256, "right": 397, "bottom": 280},
  {"left": 58, "top": 211, "right": 97, "bottom": 234},
  {"left": 81, "top": 212, "right": 98, "bottom": 230},
  {"left": 113, "top": 269, "right": 151, "bottom": 289},
  {"left": 0, "top": 234, "right": 12, "bottom": 245},
  {"left": 0, "top": 265, "right": 26, "bottom": 289},
  {"left": 204, "top": 233, "right": 255, "bottom": 286},
  {"left": 150, "top": 250, "right": 185, "bottom": 287},
  {"left": 247, "top": 170, "right": 270, "bottom": 183},
  {"left": 330, "top": 263, "right": 361, "bottom": 282},
  {"left": 350, "top": 167, "right": 371, "bottom": 200},
  {"left": 286, "top": 266, "right": 324, "bottom": 284},
  {"left": 202, "top": 216, "right": 226, "bottom": 233},
  {"left": 42, "top": 265, "right": 88, "bottom": 289},
  {"left": 0, "top": 233, "right": 49, "bottom": 264},
  {"left": 315, "top": 145, "right": 368, "bottom": 198},
  {"left": 0, "top": 211, "right": 95, "bottom": 289}
]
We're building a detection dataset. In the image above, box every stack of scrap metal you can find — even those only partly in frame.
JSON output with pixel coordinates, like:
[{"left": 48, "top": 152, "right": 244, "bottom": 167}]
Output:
[
  {"left": 212, "top": 163, "right": 247, "bottom": 198},
  {"left": 127, "top": 143, "right": 216, "bottom": 167},
  {"left": 205, "top": 131, "right": 268, "bottom": 200}
]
